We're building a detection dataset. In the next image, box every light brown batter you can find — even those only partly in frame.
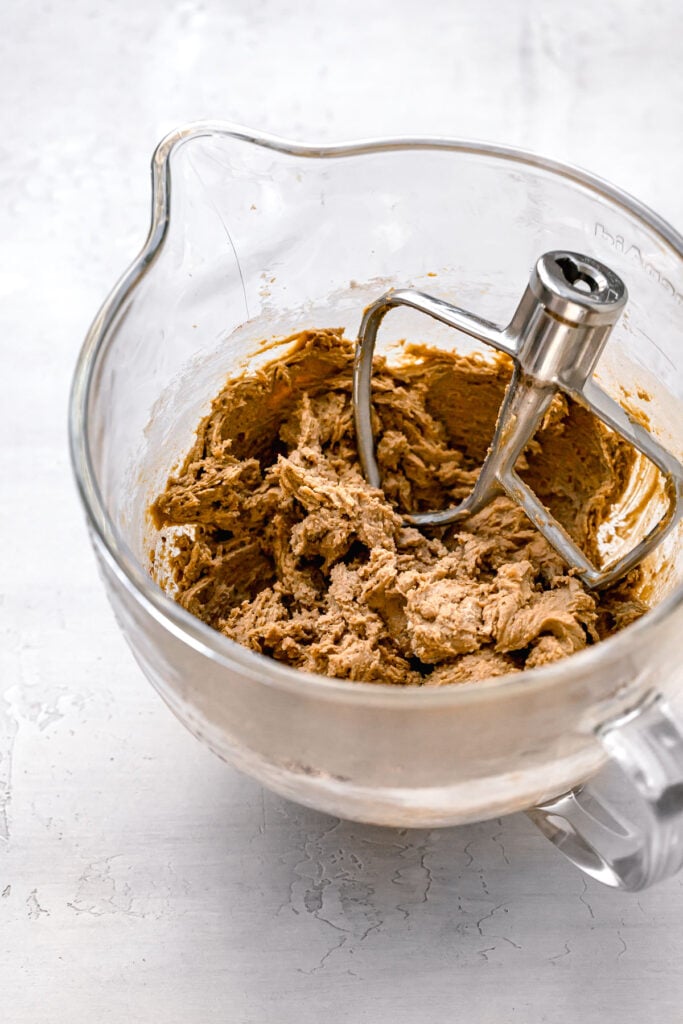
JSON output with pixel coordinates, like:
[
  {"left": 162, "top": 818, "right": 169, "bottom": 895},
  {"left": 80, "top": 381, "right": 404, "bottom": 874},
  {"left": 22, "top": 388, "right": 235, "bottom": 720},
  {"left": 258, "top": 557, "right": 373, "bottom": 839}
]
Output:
[{"left": 150, "top": 328, "right": 647, "bottom": 685}]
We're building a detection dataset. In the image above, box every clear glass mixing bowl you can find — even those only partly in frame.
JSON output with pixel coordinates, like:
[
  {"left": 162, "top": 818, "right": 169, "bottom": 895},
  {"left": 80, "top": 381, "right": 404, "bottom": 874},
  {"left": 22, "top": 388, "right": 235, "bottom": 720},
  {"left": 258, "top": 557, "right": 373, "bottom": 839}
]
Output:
[{"left": 70, "top": 124, "right": 683, "bottom": 890}]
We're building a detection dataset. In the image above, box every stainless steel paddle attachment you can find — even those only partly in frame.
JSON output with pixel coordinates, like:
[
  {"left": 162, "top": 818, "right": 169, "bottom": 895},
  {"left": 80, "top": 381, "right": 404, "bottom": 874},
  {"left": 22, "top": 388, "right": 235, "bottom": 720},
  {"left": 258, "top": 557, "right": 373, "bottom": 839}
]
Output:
[{"left": 353, "top": 251, "right": 683, "bottom": 588}]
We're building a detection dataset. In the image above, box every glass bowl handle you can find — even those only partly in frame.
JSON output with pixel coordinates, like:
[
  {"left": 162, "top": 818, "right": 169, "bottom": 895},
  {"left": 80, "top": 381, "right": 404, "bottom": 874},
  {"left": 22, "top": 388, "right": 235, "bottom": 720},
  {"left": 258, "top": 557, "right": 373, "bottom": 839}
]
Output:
[{"left": 527, "top": 693, "right": 683, "bottom": 890}]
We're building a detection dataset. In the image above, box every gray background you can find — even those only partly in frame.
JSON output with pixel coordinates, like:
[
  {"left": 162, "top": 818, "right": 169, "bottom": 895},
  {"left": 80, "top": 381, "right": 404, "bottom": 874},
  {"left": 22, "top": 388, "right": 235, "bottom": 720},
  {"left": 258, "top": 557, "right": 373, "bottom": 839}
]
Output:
[{"left": 2, "top": 1, "right": 682, "bottom": 1020}]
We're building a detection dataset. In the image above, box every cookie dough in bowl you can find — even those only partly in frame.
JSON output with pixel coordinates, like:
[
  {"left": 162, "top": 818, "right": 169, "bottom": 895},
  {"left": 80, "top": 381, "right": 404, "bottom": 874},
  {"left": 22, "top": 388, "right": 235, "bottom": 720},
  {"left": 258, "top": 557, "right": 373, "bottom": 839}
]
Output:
[{"left": 150, "top": 328, "right": 647, "bottom": 686}]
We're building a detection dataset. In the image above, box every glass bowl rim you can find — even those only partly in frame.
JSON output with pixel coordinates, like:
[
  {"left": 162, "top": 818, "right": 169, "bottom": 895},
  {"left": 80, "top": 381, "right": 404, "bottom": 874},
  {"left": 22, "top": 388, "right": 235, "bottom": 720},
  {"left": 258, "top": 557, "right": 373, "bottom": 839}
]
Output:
[{"left": 68, "top": 120, "right": 683, "bottom": 707}]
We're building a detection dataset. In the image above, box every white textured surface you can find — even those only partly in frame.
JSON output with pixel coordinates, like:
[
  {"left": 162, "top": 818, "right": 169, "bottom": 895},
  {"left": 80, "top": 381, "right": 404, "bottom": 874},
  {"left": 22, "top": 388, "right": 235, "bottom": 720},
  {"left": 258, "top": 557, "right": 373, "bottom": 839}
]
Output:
[{"left": 2, "top": 1, "right": 683, "bottom": 1020}]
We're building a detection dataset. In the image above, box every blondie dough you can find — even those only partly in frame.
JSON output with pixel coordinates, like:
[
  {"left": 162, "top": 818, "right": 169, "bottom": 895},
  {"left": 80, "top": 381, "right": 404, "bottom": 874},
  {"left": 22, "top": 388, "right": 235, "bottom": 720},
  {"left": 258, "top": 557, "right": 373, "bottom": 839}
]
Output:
[{"left": 150, "top": 329, "right": 646, "bottom": 685}]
